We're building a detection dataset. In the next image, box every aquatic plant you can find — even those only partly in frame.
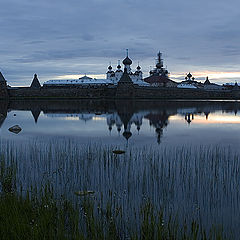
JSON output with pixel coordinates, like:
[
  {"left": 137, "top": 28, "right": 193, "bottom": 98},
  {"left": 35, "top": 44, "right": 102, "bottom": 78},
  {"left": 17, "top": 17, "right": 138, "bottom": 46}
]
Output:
[{"left": 0, "top": 139, "right": 237, "bottom": 239}]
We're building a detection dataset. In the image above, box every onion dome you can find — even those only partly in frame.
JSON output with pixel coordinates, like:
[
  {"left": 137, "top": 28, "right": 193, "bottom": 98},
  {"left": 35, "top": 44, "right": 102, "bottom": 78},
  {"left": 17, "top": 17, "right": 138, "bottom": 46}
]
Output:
[
  {"left": 137, "top": 65, "right": 141, "bottom": 70},
  {"left": 108, "top": 65, "right": 112, "bottom": 70},
  {"left": 187, "top": 72, "right": 192, "bottom": 79},
  {"left": 123, "top": 56, "right": 132, "bottom": 65},
  {"left": 156, "top": 62, "right": 163, "bottom": 69},
  {"left": 204, "top": 77, "right": 210, "bottom": 85},
  {"left": 117, "top": 64, "right": 121, "bottom": 69}
]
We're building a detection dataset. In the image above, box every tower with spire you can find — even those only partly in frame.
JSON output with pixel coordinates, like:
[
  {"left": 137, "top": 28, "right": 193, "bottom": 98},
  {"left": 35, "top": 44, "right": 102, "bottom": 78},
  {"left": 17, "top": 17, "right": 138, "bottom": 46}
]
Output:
[
  {"left": 30, "top": 74, "right": 41, "bottom": 89},
  {"left": 0, "top": 72, "right": 9, "bottom": 99},
  {"left": 149, "top": 51, "right": 169, "bottom": 77}
]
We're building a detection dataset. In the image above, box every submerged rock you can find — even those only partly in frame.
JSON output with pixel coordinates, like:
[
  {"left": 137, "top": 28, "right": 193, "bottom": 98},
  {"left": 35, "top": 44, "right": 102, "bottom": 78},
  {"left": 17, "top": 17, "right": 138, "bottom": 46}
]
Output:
[
  {"left": 112, "top": 150, "right": 125, "bottom": 154},
  {"left": 74, "top": 190, "right": 95, "bottom": 196},
  {"left": 8, "top": 125, "right": 22, "bottom": 134}
]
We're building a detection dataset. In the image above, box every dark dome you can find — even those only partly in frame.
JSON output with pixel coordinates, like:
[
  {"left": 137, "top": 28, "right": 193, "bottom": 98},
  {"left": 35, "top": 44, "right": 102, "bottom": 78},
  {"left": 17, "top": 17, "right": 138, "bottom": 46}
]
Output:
[
  {"left": 156, "top": 62, "right": 162, "bottom": 68},
  {"left": 108, "top": 65, "right": 112, "bottom": 70},
  {"left": 137, "top": 65, "right": 141, "bottom": 70},
  {"left": 123, "top": 131, "right": 132, "bottom": 140},
  {"left": 123, "top": 56, "right": 132, "bottom": 65},
  {"left": 117, "top": 64, "right": 121, "bottom": 69},
  {"left": 187, "top": 72, "right": 192, "bottom": 78}
]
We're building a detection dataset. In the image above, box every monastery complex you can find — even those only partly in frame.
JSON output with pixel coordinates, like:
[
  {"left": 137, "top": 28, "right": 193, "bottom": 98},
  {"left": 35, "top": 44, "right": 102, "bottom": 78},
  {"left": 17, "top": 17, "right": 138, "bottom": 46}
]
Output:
[{"left": 0, "top": 50, "right": 240, "bottom": 100}]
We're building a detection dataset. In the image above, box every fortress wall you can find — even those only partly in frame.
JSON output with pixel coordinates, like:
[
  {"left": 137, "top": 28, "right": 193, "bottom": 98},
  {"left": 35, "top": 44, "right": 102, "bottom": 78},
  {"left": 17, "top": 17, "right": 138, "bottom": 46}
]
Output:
[
  {"left": 6, "top": 85, "right": 240, "bottom": 100},
  {"left": 134, "top": 86, "right": 240, "bottom": 100},
  {"left": 8, "top": 86, "right": 116, "bottom": 99}
]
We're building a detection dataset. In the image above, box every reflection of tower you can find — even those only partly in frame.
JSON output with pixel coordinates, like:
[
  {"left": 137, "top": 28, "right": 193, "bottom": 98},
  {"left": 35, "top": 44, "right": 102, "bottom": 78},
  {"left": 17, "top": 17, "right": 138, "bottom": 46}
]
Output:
[
  {"left": 116, "top": 100, "right": 134, "bottom": 142},
  {"left": 115, "top": 115, "right": 122, "bottom": 135},
  {"left": 185, "top": 113, "right": 194, "bottom": 124},
  {"left": 122, "top": 122, "right": 132, "bottom": 141},
  {"left": 106, "top": 114, "right": 115, "bottom": 133},
  {"left": 155, "top": 128, "right": 163, "bottom": 144},
  {"left": 0, "top": 100, "right": 8, "bottom": 128},
  {"left": 31, "top": 109, "right": 41, "bottom": 123},
  {"left": 204, "top": 111, "right": 210, "bottom": 120},
  {"left": 131, "top": 113, "right": 143, "bottom": 133},
  {"left": 145, "top": 111, "right": 169, "bottom": 144}
]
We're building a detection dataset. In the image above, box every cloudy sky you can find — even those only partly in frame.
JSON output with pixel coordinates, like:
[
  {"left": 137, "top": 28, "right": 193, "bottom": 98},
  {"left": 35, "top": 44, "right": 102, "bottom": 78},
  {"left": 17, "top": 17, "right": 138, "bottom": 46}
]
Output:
[{"left": 1, "top": 0, "right": 240, "bottom": 86}]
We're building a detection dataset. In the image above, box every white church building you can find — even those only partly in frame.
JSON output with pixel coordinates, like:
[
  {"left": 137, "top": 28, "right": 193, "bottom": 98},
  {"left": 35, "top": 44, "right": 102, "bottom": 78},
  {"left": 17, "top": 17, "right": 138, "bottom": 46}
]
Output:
[{"left": 43, "top": 51, "right": 149, "bottom": 87}]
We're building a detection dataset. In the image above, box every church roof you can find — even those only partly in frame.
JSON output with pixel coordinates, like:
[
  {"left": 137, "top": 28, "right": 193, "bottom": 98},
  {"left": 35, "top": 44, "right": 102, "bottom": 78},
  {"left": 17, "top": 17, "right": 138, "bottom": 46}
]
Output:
[
  {"left": 204, "top": 78, "right": 211, "bottom": 85},
  {"left": 30, "top": 74, "right": 41, "bottom": 88},
  {"left": 118, "top": 68, "right": 133, "bottom": 84},
  {"left": 144, "top": 75, "right": 176, "bottom": 84},
  {"left": 0, "top": 72, "right": 6, "bottom": 82}
]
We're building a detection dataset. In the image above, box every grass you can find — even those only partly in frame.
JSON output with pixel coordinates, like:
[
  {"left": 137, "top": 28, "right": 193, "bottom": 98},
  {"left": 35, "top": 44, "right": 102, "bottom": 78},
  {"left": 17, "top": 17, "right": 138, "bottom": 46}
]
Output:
[{"left": 0, "top": 140, "right": 238, "bottom": 239}]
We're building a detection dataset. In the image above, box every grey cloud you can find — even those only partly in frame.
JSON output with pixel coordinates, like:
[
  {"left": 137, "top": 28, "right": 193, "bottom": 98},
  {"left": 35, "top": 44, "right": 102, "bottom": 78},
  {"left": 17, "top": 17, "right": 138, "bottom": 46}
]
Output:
[{"left": 1, "top": 0, "right": 240, "bottom": 85}]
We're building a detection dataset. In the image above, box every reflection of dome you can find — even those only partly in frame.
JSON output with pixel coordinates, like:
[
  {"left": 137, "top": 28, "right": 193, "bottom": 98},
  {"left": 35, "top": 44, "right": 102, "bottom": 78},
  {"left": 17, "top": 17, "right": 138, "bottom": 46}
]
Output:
[
  {"left": 123, "top": 131, "right": 132, "bottom": 140},
  {"left": 123, "top": 57, "right": 132, "bottom": 65}
]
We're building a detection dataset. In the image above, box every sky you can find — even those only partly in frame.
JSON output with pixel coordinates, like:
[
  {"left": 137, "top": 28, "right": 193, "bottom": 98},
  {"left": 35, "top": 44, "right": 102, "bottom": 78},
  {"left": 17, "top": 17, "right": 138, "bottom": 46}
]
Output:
[{"left": 1, "top": 0, "right": 240, "bottom": 86}]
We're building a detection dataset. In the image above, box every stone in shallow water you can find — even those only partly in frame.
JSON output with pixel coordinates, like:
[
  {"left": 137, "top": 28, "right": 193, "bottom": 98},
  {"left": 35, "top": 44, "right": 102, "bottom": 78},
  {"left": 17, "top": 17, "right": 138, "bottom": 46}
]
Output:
[
  {"left": 74, "top": 190, "right": 95, "bottom": 196},
  {"left": 8, "top": 125, "right": 22, "bottom": 134},
  {"left": 112, "top": 150, "right": 125, "bottom": 154}
]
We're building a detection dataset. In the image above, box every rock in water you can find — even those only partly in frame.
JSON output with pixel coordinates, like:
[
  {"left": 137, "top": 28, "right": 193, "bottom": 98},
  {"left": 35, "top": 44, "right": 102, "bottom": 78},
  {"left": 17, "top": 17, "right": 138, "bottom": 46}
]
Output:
[
  {"left": 112, "top": 150, "right": 125, "bottom": 154},
  {"left": 8, "top": 125, "right": 22, "bottom": 134}
]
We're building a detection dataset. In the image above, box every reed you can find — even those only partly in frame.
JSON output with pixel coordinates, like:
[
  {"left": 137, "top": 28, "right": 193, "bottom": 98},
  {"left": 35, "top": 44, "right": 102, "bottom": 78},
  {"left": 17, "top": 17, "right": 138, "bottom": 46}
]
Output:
[{"left": 0, "top": 139, "right": 237, "bottom": 239}]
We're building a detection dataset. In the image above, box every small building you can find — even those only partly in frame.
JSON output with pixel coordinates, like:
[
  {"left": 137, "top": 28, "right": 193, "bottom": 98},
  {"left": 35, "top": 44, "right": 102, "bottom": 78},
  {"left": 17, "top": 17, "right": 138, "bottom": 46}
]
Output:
[
  {"left": 44, "top": 75, "right": 112, "bottom": 87},
  {"left": 203, "top": 77, "right": 225, "bottom": 90},
  {"left": 177, "top": 72, "right": 203, "bottom": 89}
]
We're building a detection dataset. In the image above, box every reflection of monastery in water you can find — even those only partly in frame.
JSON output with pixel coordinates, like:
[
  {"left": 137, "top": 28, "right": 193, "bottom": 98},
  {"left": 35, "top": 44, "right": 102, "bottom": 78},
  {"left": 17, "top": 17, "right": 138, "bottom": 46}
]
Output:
[
  {"left": 3, "top": 100, "right": 240, "bottom": 143},
  {"left": 46, "top": 110, "right": 169, "bottom": 143}
]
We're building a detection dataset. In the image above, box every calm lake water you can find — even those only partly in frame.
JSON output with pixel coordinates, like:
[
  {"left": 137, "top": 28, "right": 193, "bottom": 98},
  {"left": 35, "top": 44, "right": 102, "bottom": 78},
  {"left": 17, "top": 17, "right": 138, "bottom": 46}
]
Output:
[
  {"left": 1, "top": 99, "right": 240, "bottom": 149},
  {"left": 1, "top": 99, "right": 240, "bottom": 238}
]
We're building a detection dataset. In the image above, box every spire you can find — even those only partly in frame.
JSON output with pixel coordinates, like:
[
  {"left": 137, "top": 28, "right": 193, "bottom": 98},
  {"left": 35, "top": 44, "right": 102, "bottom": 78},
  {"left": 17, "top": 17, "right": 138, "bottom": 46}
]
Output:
[
  {"left": 117, "top": 60, "right": 121, "bottom": 69},
  {"left": 30, "top": 74, "right": 41, "bottom": 88},
  {"left": 156, "top": 51, "right": 163, "bottom": 69},
  {"left": 122, "top": 49, "right": 132, "bottom": 66}
]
